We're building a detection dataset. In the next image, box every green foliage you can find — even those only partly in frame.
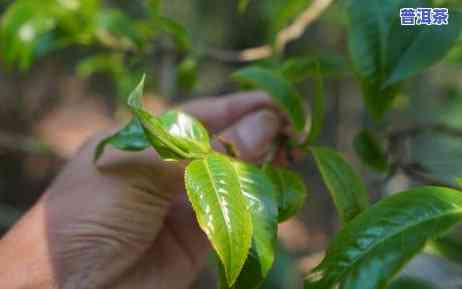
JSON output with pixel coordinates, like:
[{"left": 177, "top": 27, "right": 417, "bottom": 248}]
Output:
[
  {"left": 177, "top": 56, "right": 198, "bottom": 92},
  {"left": 95, "top": 78, "right": 307, "bottom": 288},
  {"left": 306, "top": 68, "right": 325, "bottom": 144},
  {"left": 126, "top": 76, "right": 212, "bottom": 160},
  {"left": 305, "top": 186, "right": 462, "bottom": 289},
  {"left": 263, "top": 165, "right": 308, "bottom": 222},
  {"left": 353, "top": 129, "right": 388, "bottom": 172},
  {"left": 232, "top": 66, "right": 306, "bottom": 132},
  {"left": 311, "top": 147, "right": 369, "bottom": 224},
  {"left": 186, "top": 154, "right": 253, "bottom": 286},
  {"left": 346, "top": 0, "right": 462, "bottom": 119},
  {"left": 5, "top": 0, "right": 462, "bottom": 288},
  {"left": 224, "top": 161, "right": 278, "bottom": 289}
]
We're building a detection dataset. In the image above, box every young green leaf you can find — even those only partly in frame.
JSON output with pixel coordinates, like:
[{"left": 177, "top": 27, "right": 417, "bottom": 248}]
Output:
[
  {"left": 263, "top": 165, "right": 308, "bottom": 222},
  {"left": 311, "top": 147, "right": 369, "bottom": 224},
  {"left": 94, "top": 118, "right": 149, "bottom": 162},
  {"left": 228, "top": 161, "right": 279, "bottom": 289},
  {"left": 232, "top": 67, "right": 305, "bottom": 132},
  {"left": 127, "top": 76, "right": 211, "bottom": 160},
  {"left": 185, "top": 154, "right": 253, "bottom": 287},
  {"left": 353, "top": 129, "right": 388, "bottom": 172},
  {"left": 305, "top": 186, "right": 462, "bottom": 289},
  {"left": 159, "top": 110, "right": 211, "bottom": 154}
]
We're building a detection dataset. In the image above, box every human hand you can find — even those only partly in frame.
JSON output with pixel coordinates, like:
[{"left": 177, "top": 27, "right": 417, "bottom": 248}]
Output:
[{"left": 0, "top": 92, "right": 284, "bottom": 289}]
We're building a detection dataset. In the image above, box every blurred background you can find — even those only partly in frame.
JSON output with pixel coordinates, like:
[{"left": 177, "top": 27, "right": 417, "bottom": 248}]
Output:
[{"left": 1, "top": 0, "right": 462, "bottom": 288}]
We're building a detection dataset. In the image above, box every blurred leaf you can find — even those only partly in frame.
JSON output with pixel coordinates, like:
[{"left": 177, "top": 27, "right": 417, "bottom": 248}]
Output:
[
  {"left": 353, "top": 129, "right": 388, "bottom": 172},
  {"left": 0, "top": 0, "right": 100, "bottom": 69},
  {"left": 185, "top": 154, "right": 253, "bottom": 287},
  {"left": 387, "top": 276, "right": 439, "bottom": 289},
  {"left": 0, "top": 0, "right": 56, "bottom": 69},
  {"left": 384, "top": 11, "right": 462, "bottom": 86},
  {"left": 281, "top": 55, "right": 348, "bottom": 83},
  {"left": 305, "top": 186, "right": 462, "bottom": 289},
  {"left": 271, "top": 0, "right": 312, "bottom": 33},
  {"left": 347, "top": 1, "right": 462, "bottom": 120},
  {"left": 154, "top": 15, "right": 191, "bottom": 51},
  {"left": 94, "top": 118, "right": 149, "bottom": 162},
  {"left": 456, "top": 177, "right": 462, "bottom": 186},
  {"left": 311, "top": 147, "right": 369, "bottom": 224},
  {"left": 425, "top": 236, "right": 462, "bottom": 265},
  {"left": 223, "top": 161, "right": 278, "bottom": 289},
  {"left": 238, "top": 0, "right": 251, "bottom": 12},
  {"left": 232, "top": 67, "right": 305, "bottom": 132},
  {"left": 96, "top": 9, "right": 145, "bottom": 49},
  {"left": 263, "top": 165, "right": 308, "bottom": 222},
  {"left": 77, "top": 53, "right": 124, "bottom": 78},
  {"left": 177, "top": 56, "right": 198, "bottom": 92},
  {"left": 306, "top": 68, "right": 325, "bottom": 144}
]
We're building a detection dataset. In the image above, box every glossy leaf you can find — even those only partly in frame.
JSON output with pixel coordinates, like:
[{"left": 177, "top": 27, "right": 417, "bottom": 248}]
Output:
[
  {"left": 94, "top": 118, "right": 149, "bottom": 162},
  {"left": 353, "top": 129, "right": 388, "bottom": 172},
  {"left": 387, "top": 276, "right": 438, "bottom": 289},
  {"left": 228, "top": 161, "right": 278, "bottom": 289},
  {"left": 311, "top": 147, "right": 369, "bottom": 224},
  {"left": 305, "top": 186, "right": 462, "bottom": 289},
  {"left": 127, "top": 76, "right": 211, "bottom": 160},
  {"left": 347, "top": 0, "right": 462, "bottom": 120},
  {"left": 185, "top": 154, "right": 253, "bottom": 286},
  {"left": 263, "top": 165, "right": 308, "bottom": 222},
  {"left": 232, "top": 67, "right": 305, "bottom": 132},
  {"left": 383, "top": 11, "right": 462, "bottom": 87},
  {"left": 345, "top": 0, "right": 420, "bottom": 120}
]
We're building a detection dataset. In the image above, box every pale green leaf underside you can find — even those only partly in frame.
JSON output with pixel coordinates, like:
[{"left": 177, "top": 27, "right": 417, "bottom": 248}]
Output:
[
  {"left": 185, "top": 154, "right": 253, "bottom": 286},
  {"left": 305, "top": 186, "right": 462, "bottom": 289},
  {"left": 311, "top": 147, "right": 369, "bottom": 224}
]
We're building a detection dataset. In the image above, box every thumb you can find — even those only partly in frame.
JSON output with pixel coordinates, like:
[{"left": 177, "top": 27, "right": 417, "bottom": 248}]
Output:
[{"left": 213, "top": 109, "right": 282, "bottom": 163}]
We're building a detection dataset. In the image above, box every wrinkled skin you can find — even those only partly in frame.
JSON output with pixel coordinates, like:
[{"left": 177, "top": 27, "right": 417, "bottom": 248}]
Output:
[{"left": 0, "top": 92, "right": 285, "bottom": 289}]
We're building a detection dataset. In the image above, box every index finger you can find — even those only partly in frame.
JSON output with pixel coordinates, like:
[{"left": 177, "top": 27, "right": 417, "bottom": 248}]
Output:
[{"left": 180, "top": 91, "right": 277, "bottom": 134}]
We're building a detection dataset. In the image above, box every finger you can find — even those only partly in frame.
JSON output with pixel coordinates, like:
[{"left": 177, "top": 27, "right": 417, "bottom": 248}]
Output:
[
  {"left": 181, "top": 91, "right": 277, "bottom": 133},
  {"left": 213, "top": 109, "right": 282, "bottom": 163}
]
